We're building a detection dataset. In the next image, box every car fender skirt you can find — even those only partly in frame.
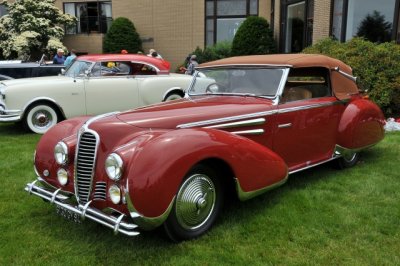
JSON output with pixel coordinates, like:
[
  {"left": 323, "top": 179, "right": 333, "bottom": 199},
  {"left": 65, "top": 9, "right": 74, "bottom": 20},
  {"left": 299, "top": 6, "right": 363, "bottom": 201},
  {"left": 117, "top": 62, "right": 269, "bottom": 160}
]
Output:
[{"left": 337, "top": 98, "right": 385, "bottom": 149}]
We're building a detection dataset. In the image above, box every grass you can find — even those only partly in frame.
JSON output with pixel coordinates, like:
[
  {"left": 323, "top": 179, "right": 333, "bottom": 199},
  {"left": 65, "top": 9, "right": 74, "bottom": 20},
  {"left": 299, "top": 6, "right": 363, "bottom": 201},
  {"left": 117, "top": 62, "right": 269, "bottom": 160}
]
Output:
[{"left": 0, "top": 122, "right": 399, "bottom": 265}]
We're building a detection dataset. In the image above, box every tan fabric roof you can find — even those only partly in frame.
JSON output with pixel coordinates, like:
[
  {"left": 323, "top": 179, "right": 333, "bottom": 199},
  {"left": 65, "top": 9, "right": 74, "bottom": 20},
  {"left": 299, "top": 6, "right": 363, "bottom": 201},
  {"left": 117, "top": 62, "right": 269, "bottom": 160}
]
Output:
[
  {"left": 199, "top": 54, "right": 353, "bottom": 75},
  {"left": 199, "top": 54, "right": 358, "bottom": 100}
]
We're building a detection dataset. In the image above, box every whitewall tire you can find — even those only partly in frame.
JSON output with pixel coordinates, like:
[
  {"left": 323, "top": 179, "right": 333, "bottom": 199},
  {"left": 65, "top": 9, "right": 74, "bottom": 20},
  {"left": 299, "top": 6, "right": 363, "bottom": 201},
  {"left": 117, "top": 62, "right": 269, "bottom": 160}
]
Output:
[{"left": 24, "top": 104, "right": 59, "bottom": 134}]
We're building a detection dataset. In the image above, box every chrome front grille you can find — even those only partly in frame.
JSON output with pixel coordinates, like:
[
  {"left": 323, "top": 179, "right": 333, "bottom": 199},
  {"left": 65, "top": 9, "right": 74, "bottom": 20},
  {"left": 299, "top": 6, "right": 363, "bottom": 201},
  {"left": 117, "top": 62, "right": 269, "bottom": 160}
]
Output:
[
  {"left": 75, "top": 131, "right": 98, "bottom": 204},
  {"left": 93, "top": 182, "right": 107, "bottom": 201}
]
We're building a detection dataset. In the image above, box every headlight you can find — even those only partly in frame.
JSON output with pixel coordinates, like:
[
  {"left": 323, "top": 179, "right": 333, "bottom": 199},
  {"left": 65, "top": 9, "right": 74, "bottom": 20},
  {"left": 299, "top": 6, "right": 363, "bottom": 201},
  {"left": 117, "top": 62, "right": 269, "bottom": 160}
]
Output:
[
  {"left": 105, "top": 153, "right": 123, "bottom": 181},
  {"left": 54, "top": 141, "right": 68, "bottom": 165},
  {"left": 57, "top": 168, "right": 68, "bottom": 186},
  {"left": 109, "top": 185, "right": 121, "bottom": 204}
]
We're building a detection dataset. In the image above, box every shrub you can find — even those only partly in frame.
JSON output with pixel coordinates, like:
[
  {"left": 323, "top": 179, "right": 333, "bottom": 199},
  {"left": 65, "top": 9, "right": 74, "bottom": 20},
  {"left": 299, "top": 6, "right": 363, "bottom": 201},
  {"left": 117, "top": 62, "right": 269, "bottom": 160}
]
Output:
[
  {"left": 177, "top": 42, "right": 232, "bottom": 72},
  {"left": 303, "top": 37, "right": 400, "bottom": 116},
  {"left": 103, "top": 17, "right": 142, "bottom": 53},
  {"left": 231, "top": 16, "right": 276, "bottom": 56}
]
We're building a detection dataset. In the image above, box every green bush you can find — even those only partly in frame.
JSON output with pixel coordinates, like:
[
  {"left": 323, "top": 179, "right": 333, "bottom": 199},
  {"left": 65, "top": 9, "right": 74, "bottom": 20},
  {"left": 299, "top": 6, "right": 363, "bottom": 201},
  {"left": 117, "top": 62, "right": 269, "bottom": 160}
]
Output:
[
  {"left": 303, "top": 38, "right": 400, "bottom": 116},
  {"left": 231, "top": 16, "right": 276, "bottom": 56},
  {"left": 103, "top": 17, "right": 142, "bottom": 53}
]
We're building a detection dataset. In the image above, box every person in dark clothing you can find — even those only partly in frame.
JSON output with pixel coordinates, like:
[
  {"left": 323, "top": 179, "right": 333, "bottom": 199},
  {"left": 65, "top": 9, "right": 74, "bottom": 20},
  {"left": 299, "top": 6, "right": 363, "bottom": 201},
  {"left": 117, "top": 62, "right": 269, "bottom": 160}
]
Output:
[{"left": 53, "top": 49, "right": 65, "bottom": 65}]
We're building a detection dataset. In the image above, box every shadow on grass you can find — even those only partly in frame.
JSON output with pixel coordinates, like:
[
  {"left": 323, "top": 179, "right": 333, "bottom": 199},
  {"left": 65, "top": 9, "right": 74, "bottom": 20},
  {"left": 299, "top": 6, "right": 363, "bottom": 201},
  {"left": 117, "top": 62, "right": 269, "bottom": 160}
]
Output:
[{"left": 0, "top": 122, "right": 33, "bottom": 136}]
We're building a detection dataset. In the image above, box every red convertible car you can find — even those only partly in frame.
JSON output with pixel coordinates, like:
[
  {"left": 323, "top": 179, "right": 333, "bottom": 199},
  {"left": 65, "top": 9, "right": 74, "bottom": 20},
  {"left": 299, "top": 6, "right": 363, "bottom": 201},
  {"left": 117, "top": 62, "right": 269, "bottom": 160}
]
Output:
[{"left": 25, "top": 54, "right": 385, "bottom": 241}]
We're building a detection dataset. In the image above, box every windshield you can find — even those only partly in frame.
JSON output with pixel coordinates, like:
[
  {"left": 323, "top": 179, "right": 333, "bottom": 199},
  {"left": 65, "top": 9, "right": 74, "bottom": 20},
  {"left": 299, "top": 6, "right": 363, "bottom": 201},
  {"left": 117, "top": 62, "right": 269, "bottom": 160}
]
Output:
[
  {"left": 65, "top": 60, "right": 93, "bottom": 77},
  {"left": 188, "top": 67, "right": 285, "bottom": 97}
]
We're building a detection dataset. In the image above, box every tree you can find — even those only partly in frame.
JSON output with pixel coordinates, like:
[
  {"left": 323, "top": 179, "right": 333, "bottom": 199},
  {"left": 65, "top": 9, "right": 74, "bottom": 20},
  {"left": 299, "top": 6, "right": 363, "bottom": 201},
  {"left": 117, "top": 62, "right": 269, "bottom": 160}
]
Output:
[
  {"left": 103, "top": 17, "right": 142, "bottom": 54},
  {"left": 0, "top": 0, "right": 76, "bottom": 60},
  {"left": 231, "top": 16, "right": 276, "bottom": 56},
  {"left": 356, "top": 10, "right": 392, "bottom": 43}
]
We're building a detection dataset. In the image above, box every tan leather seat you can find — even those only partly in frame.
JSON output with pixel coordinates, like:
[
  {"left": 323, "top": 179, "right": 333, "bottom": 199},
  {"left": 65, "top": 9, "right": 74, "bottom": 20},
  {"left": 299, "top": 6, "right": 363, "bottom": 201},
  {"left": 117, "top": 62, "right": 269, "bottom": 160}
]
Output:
[{"left": 282, "top": 87, "right": 312, "bottom": 102}]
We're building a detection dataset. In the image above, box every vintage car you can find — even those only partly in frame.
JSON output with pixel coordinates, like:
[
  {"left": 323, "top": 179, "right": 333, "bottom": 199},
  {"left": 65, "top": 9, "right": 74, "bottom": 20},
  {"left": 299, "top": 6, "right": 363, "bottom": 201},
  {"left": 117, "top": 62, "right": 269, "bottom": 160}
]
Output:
[
  {"left": 0, "top": 54, "right": 191, "bottom": 133},
  {"left": 25, "top": 54, "right": 385, "bottom": 241},
  {"left": 0, "top": 61, "right": 64, "bottom": 80}
]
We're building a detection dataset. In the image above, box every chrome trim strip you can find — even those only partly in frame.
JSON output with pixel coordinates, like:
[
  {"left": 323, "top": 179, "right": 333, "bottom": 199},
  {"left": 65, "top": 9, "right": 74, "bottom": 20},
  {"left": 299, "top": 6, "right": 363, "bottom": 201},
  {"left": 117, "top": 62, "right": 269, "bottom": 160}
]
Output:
[
  {"left": 125, "top": 179, "right": 175, "bottom": 230},
  {"left": 196, "top": 63, "right": 293, "bottom": 70},
  {"left": 288, "top": 156, "right": 339, "bottom": 174},
  {"left": 278, "top": 123, "right": 292, "bottom": 128},
  {"left": 232, "top": 129, "right": 264, "bottom": 135},
  {"left": 333, "top": 67, "right": 357, "bottom": 83},
  {"left": 24, "top": 178, "right": 140, "bottom": 236},
  {"left": 178, "top": 101, "right": 341, "bottom": 129},
  {"left": 82, "top": 111, "right": 120, "bottom": 130},
  {"left": 177, "top": 110, "right": 277, "bottom": 129},
  {"left": 235, "top": 174, "right": 289, "bottom": 201},
  {"left": 205, "top": 118, "right": 266, "bottom": 129}
]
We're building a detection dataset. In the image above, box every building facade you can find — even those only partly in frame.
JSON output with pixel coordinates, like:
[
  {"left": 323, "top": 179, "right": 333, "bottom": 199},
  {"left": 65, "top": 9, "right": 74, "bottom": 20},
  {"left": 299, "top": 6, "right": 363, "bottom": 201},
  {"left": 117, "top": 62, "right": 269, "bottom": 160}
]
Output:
[{"left": 10, "top": 0, "right": 399, "bottom": 68}]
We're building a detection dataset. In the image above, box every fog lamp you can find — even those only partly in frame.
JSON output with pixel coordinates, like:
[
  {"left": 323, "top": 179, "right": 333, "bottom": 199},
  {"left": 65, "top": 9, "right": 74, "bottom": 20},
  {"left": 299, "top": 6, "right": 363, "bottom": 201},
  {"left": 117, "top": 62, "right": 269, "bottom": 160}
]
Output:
[
  {"left": 57, "top": 168, "right": 68, "bottom": 186},
  {"left": 109, "top": 185, "right": 121, "bottom": 204}
]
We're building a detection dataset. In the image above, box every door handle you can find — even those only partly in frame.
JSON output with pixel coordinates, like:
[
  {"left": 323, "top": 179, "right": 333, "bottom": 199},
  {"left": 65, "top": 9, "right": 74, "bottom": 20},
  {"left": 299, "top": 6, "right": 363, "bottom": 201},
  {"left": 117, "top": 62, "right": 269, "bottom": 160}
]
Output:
[{"left": 278, "top": 123, "right": 292, "bottom": 128}]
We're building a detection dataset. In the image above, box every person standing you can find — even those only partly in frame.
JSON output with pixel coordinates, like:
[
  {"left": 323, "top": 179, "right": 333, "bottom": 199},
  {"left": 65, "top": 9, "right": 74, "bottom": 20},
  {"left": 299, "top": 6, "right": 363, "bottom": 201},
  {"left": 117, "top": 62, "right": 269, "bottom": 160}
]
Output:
[
  {"left": 53, "top": 49, "right": 65, "bottom": 65},
  {"left": 185, "top": 55, "right": 198, "bottom": 75},
  {"left": 64, "top": 49, "right": 77, "bottom": 67}
]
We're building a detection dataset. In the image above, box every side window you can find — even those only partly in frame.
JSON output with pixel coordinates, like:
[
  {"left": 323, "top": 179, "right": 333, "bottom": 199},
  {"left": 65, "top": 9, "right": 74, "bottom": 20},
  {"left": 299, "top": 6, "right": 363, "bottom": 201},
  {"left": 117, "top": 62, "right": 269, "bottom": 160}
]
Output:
[
  {"left": 281, "top": 67, "right": 331, "bottom": 103},
  {"left": 131, "top": 63, "right": 157, "bottom": 75},
  {"left": 99, "top": 61, "right": 131, "bottom": 76}
]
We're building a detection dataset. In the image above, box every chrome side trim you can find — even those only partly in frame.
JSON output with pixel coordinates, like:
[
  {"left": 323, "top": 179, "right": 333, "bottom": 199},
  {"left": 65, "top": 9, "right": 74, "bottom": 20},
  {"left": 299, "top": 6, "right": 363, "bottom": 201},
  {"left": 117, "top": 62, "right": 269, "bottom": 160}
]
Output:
[
  {"left": 278, "top": 101, "right": 343, "bottom": 114},
  {"left": 125, "top": 179, "right": 175, "bottom": 230},
  {"left": 232, "top": 129, "right": 264, "bottom": 135},
  {"left": 235, "top": 174, "right": 289, "bottom": 201},
  {"left": 24, "top": 177, "right": 140, "bottom": 236},
  {"left": 205, "top": 118, "right": 266, "bottom": 129},
  {"left": 278, "top": 123, "right": 292, "bottom": 128},
  {"left": 178, "top": 101, "right": 341, "bottom": 129},
  {"left": 288, "top": 156, "right": 339, "bottom": 175},
  {"left": 177, "top": 110, "right": 277, "bottom": 129}
]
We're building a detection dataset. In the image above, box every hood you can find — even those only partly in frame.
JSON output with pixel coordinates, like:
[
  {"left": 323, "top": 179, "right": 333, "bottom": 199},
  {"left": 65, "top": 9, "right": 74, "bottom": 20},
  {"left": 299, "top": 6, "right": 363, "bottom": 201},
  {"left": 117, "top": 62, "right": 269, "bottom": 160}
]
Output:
[{"left": 116, "top": 96, "right": 275, "bottom": 129}]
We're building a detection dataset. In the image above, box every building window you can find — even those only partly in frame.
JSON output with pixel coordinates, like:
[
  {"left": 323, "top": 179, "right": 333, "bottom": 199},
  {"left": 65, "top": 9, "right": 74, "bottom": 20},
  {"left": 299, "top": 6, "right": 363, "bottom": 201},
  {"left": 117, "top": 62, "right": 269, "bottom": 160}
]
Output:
[
  {"left": 0, "top": 4, "right": 7, "bottom": 17},
  {"left": 64, "top": 1, "right": 112, "bottom": 34},
  {"left": 281, "top": 0, "right": 314, "bottom": 53},
  {"left": 205, "top": 0, "right": 258, "bottom": 46},
  {"left": 332, "top": 0, "right": 400, "bottom": 43}
]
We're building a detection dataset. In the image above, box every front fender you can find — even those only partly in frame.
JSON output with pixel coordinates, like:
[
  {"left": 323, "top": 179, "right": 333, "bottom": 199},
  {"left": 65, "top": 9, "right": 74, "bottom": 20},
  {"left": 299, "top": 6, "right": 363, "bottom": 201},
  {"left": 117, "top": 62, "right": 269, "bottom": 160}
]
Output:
[
  {"left": 337, "top": 98, "right": 385, "bottom": 149},
  {"left": 125, "top": 128, "right": 287, "bottom": 219}
]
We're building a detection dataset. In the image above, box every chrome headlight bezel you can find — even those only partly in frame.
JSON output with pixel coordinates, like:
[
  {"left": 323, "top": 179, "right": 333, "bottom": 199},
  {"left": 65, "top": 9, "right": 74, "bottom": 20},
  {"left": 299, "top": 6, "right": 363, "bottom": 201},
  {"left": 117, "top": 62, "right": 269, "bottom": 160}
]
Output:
[
  {"left": 54, "top": 141, "right": 68, "bottom": 165},
  {"left": 105, "top": 153, "right": 123, "bottom": 181}
]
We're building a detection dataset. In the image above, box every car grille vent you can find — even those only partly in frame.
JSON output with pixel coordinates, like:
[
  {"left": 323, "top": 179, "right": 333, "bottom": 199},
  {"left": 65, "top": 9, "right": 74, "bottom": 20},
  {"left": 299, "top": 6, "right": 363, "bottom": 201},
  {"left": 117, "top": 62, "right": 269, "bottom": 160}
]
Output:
[
  {"left": 93, "top": 182, "right": 107, "bottom": 201},
  {"left": 75, "top": 131, "right": 98, "bottom": 204}
]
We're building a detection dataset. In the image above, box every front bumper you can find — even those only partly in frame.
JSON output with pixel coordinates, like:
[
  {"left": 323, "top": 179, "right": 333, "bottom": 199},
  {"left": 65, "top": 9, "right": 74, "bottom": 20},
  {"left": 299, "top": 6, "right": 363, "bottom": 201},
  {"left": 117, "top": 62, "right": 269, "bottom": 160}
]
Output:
[
  {"left": 25, "top": 177, "right": 140, "bottom": 236},
  {"left": 0, "top": 106, "right": 21, "bottom": 122}
]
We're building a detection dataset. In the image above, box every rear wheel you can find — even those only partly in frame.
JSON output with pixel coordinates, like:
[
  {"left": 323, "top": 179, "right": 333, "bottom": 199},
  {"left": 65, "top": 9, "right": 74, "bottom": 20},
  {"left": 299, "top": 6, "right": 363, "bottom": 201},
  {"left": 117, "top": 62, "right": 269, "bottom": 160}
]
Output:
[
  {"left": 164, "top": 164, "right": 223, "bottom": 241},
  {"left": 23, "top": 104, "right": 59, "bottom": 134},
  {"left": 335, "top": 152, "right": 360, "bottom": 169}
]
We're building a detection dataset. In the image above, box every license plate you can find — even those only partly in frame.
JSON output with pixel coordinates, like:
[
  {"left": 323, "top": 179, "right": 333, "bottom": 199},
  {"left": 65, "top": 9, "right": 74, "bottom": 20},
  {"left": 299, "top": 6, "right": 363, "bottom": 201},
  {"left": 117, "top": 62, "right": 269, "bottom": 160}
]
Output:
[{"left": 56, "top": 205, "right": 82, "bottom": 224}]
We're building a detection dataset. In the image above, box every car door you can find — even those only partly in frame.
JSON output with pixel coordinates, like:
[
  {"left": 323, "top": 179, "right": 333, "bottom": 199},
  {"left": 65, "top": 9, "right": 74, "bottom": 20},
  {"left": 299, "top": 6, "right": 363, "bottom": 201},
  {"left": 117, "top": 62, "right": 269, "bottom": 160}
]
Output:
[
  {"left": 272, "top": 67, "right": 343, "bottom": 171},
  {"left": 84, "top": 61, "right": 139, "bottom": 115}
]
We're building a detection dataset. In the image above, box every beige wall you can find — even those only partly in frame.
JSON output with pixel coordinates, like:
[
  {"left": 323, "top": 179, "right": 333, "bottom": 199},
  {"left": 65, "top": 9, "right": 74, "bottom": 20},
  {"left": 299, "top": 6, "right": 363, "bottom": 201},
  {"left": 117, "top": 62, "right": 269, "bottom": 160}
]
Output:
[{"left": 313, "top": 0, "right": 332, "bottom": 43}]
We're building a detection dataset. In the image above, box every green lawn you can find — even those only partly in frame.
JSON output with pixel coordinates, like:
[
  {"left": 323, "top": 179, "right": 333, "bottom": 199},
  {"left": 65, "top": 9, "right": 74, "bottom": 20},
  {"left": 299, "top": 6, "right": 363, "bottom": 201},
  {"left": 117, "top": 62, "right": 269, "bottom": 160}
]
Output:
[{"left": 0, "top": 122, "right": 399, "bottom": 265}]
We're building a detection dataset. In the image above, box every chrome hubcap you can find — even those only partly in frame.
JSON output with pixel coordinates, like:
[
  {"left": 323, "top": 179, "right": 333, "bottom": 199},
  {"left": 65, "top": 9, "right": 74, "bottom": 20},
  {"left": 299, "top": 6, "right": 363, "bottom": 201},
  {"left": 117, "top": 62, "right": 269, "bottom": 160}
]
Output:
[
  {"left": 33, "top": 110, "right": 52, "bottom": 128},
  {"left": 175, "top": 174, "right": 216, "bottom": 230}
]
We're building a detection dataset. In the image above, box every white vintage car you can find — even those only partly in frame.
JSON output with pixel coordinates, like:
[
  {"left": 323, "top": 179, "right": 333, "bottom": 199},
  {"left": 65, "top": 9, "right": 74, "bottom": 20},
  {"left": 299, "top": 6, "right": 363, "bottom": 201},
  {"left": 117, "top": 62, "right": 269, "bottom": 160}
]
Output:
[{"left": 0, "top": 54, "right": 192, "bottom": 133}]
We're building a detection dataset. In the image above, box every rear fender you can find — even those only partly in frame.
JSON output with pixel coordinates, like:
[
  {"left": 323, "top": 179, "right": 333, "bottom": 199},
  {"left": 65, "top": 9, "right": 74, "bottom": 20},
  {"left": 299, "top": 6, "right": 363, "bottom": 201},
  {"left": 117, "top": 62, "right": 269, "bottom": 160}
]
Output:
[
  {"left": 337, "top": 98, "right": 385, "bottom": 149},
  {"left": 124, "top": 128, "right": 287, "bottom": 219}
]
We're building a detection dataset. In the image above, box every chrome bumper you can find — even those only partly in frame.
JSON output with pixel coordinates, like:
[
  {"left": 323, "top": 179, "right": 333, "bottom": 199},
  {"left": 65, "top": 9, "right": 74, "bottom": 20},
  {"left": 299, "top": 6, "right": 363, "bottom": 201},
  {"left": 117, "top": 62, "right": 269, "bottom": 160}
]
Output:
[
  {"left": 25, "top": 177, "right": 140, "bottom": 237},
  {"left": 0, "top": 108, "right": 21, "bottom": 122}
]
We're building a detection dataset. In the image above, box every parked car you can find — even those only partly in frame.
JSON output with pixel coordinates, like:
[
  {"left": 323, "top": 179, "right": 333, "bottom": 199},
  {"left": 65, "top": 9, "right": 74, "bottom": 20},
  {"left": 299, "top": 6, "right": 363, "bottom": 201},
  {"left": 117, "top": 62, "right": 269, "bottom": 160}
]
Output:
[
  {"left": 0, "top": 59, "right": 64, "bottom": 80},
  {"left": 25, "top": 54, "right": 385, "bottom": 241},
  {"left": 0, "top": 54, "right": 192, "bottom": 133}
]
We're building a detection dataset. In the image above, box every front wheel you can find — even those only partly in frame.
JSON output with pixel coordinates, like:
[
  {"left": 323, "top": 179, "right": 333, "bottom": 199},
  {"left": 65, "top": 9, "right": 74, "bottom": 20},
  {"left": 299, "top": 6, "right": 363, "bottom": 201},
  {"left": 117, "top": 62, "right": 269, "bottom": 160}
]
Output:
[
  {"left": 335, "top": 152, "right": 360, "bottom": 169},
  {"left": 164, "top": 164, "right": 223, "bottom": 242},
  {"left": 23, "top": 104, "right": 59, "bottom": 134},
  {"left": 164, "top": 92, "right": 183, "bottom": 101}
]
